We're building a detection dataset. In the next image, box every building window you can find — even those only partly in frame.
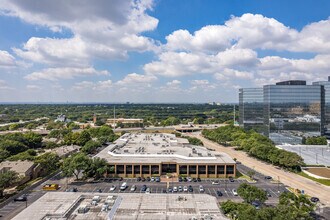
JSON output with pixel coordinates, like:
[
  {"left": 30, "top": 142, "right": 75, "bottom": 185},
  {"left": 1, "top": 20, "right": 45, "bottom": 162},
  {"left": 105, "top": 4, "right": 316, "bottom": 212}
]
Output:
[
  {"left": 116, "top": 165, "right": 125, "bottom": 174},
  {"left": 179, "top": 165, "right": 187, "bottom": 175},
  {"left": 161, "top": 164, "right": 177, "bottom": 174},
  {"left": 126, "top": 165, "right": 132, "bottom": 174},
  {"left": 226, "top": 165, "right": 235, "bottom": 175},
  {"left": 134, "top": 165, "right": 140, "bottom": 174},
  {"left": 189, "top": 165, "right": 197, "bottom": 174},
  {"left": 198, "top": 165, "right": 206, "bottom": 174},
  {"left": 208, "top": 165, "right": 215, "bottom": 175},
  {"left": 142, "top": 165, "right": 150, "bottom": 174},
  {"left": 151, "top": 165, "right": 159, "bottom": 174},
  {"left": 217, "top": 165, "right": 225, "bottom": 174}
]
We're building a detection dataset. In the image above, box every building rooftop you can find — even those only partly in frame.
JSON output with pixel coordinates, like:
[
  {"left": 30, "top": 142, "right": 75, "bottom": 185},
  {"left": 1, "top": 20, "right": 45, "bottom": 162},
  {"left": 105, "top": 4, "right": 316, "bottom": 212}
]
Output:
[
  {"left": 12, "top": 192, "right": 227, "bottom": 220},
  {"left": 0, "top": 160, "right": 35, "bottom": 176},
  {"left": 95, "top": 133, "right": 235, "bottom": 164}
]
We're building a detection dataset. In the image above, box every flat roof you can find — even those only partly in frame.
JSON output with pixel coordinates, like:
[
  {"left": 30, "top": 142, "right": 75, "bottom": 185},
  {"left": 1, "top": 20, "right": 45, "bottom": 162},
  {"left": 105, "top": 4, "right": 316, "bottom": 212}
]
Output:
[
  {"left": 12, "top": 192, "right": 228, "bottom": 220},
  {"left": 95, "top": 133, "right": 235, "bottom": 164}
]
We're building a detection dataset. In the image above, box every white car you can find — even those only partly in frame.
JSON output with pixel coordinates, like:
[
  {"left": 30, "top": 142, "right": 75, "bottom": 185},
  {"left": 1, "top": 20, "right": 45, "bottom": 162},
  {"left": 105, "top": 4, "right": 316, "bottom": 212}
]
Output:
[
  {"left": 199, "top": 185, "right": 204, "bottom": 192},
  {"left": 150, "top": 177, "right": 155, "bottom": 182},
  {"left": 232, "top": 189, "right": 238, "bottom": 196},
  {"left": 212, "top": 181, "right": 220, "bottom": 185},
  {"left": 187, "top": 177, "right": 192, "bottom": 182},
  {"left": 101, "top": 204, "right": 109, "bottom": 211},
  {"left": 183, "top": 186, "right": 188, "bottom": 192},
  {"left": 145, "top": 188, "right": 151, "bottom": 194},
  {"left": 130, "top": 185, "right": 136, "bottom": 192},
  {"left": 173, "top": 186, "right": 178, "bottom": 192},
  {"left": 110, "top": 185, "right": 116, "bottom": 191}
]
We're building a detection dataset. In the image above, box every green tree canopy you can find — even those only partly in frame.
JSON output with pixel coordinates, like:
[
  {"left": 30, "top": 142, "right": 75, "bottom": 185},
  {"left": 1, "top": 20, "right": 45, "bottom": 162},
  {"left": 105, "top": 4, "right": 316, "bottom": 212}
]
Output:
[
  {"left": 237, "top": 183, "right": 267, "bottom": 204},
  {"left": 0, "top": 170, "right": 18, "bottom": 197}
]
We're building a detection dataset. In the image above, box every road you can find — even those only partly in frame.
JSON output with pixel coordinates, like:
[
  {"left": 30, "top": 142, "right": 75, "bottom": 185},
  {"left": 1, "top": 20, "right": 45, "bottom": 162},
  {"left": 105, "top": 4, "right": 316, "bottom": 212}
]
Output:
[{"left": 187, "top": 132, "right": 330, "bottom": 206}]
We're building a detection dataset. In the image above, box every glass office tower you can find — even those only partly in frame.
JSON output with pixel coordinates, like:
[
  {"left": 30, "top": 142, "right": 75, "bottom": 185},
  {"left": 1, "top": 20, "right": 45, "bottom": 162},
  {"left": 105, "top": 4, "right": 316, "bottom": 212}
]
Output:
[
  {"left": 263, "top": 83, "right": 323, "bottom": 144},
  {"left": 239, "top": 88, "right": 265, "bottom": 134},
  {"left": 313, "top": 80, "right": 330, "bottom": 138}
]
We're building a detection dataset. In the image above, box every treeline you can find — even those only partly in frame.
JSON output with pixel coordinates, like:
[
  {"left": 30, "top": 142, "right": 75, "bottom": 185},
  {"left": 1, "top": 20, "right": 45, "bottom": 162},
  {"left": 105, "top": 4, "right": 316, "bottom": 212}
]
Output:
[
  {"left": 302, "top": 136, "right": 327, "bottom": 145},
  {"left": 222, "top": 189, "right": 315, "bottom": 220},
  {"left": 202, "top": 126, "right": 304, "bottom": 170},
  {"left": 173, "top": 132, "right": 203, "bottom": 146},
  {"left": 0, "top": 104, "right": 237, "bottom": 126}
]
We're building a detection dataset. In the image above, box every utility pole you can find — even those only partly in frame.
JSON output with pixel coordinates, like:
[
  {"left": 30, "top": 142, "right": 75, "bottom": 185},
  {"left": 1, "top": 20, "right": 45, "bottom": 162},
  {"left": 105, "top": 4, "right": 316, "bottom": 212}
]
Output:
[
  {"left": 277, "top": 176, "right": 280, "bottom": 193},
  {"left": 233, "top": 105, "right": 236, "bottom": 124}
]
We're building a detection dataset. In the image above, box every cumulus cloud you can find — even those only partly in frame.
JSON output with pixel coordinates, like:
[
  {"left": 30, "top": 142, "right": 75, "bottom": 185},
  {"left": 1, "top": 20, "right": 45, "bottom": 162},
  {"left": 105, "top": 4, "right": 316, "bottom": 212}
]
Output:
[
  {"left": 166, "top": 80, "right": 181, "bottom": 86},
  {"left": 116, "top": 73, "right": 157, "bottom": 85},
  {"left": 0, "top": 50, "right": 17, "bottom": 68},
  {"left": 1, "top": 0, "right": 159, "bottom": 67},
  {"left": 25, "top": 67, "right": 109, "bottom": 81},
  {"left": 72, "top": 80, "right": 112, "bottom": 91}
]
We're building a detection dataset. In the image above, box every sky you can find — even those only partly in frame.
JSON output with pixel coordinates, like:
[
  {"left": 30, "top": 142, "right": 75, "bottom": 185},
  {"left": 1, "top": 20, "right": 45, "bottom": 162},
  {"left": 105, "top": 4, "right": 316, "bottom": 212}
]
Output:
[{"left": 0, "top": 0, "right": 330, "bottom": 103}]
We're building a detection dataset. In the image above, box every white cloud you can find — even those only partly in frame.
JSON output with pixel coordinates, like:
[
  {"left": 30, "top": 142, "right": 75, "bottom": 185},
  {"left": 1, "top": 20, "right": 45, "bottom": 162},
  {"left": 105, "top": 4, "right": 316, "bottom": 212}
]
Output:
[
  {"left": 72, "top": 80, "right": 112, "bottom": 91},
  {"left": 116, "top": 73, "right": 157, "bottom": 85},
  {"left": 25, "top": 67, "right": 109, "bottom": 81},
  {"left": 26, "top": 85, "right": 41, "bottom": 90},
  {"left": 166, "top": 80, "right": 181, "bottom": 86},
  {"left": 0, "top": 50, "right": 16, "bottom": 68},
  {"left": 1, "top": 0, "right": 159, "bottom": 66}
]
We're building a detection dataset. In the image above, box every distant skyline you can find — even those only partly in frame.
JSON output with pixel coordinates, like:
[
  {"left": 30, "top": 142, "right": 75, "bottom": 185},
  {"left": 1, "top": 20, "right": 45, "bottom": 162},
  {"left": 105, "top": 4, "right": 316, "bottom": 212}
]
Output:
[{"left": 0, "top": 0, "right": 330, "bottom": 103}]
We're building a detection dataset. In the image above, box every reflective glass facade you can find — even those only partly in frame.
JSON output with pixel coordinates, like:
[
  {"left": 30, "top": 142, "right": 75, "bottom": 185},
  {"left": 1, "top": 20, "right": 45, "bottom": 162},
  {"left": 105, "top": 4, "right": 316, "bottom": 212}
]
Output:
[
  {"left": 264, "top": 85, "right": 322, "bottom": 144},
  {"left": 239, "top": 88, "right": 265, "bottom": 133},
  {"left": 239, "top": 80, "right": 327, "bottom": 144}
]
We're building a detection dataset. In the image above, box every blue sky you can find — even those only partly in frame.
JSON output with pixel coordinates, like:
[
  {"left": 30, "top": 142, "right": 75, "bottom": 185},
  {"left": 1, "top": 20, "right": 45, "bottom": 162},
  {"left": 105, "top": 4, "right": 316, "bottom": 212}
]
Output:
[{"left": 0, "top": 0, "right": 330, "bottom": 103}]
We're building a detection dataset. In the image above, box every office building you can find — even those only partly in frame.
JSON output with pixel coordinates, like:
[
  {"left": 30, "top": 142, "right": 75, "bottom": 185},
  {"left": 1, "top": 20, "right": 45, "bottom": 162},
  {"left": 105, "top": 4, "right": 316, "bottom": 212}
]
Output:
[
  {"left": 239, "top": 79, "right": 328, "bottom": 144},
  {"left": 95, "top": 133, "right": 236, "bottom": 178}
]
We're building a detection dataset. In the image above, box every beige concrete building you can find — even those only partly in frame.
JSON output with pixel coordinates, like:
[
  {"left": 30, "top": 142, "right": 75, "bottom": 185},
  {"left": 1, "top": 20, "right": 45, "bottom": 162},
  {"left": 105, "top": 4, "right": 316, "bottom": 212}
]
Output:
[
  {"left": 0, "top": 160, "right": 39, "bottom": 184},
  {"left": 96, "top": 133, "right": 236, "bottom": 178}
]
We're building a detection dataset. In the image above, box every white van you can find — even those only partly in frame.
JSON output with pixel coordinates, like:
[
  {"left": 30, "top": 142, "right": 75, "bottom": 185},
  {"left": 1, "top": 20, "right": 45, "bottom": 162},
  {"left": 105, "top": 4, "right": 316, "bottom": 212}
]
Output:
[{"left": 120, "top": 182, "right": 127, "bottom": 190}]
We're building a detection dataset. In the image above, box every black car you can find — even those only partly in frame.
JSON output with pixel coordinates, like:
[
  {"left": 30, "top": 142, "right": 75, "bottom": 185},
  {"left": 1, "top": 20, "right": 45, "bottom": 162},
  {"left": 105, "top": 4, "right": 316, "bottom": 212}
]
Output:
[
  {"left": 156, "top": 177, "right": 161, "bottom": 182},
  {"left": 197, "top": 178, "right": 201, "bottom": 182},
  {"left": 264, "top": 176, "right": 272, "bottom": 180},
  {"left": 146, "top": 177, "right": 151, "bottom": 182},
  {"left": 97, "top": 188, "right": 102, "bottom": 193},
  {"left": 310, "top": 197, "right": 320, "bottom": 203},
  {"left": 188, "top": 185, "right": 193, "bottom": 192},
  {"left": 216, "top": 191, "right": 223, "bottom": 197},
  {"left": 178, "top": 177, "right": 182, "bottom": 182},
  {"left": 14, "top": 195, "right": 27, "bottom": 202},
  {"left": 229, "top": 177, "right": 234, "bottom": 182},
  {"left": 141, "top": 185, "right": 147, "bottom": 192},
  {"left": 137, "top": 177, "right": 142, "bottom": 181},
  {"left": 192, "top": 178, "right": 197, "bottom": 182},
  {"left": 66, "top": 187, "right": 78, "bottom": 192},
  {"left": 119, "top": 177, "right": 123, "bottom": 181},
  {"left": 141, "top": 177, "right": 146, "bottom": 182},
  {"left": 162, "top": 189, "right": 167, "bottom": 193},
  {"left": 183, "top": 177, "right": 188, "bottom": 182}
]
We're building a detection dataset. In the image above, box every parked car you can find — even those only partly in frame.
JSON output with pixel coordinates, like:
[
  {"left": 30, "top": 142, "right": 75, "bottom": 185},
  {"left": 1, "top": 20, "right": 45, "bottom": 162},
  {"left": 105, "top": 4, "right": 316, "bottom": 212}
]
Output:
[
  {"left": 150, "top": 177, "right": 155, "bottom": 182},
  {"left": 178, "top": 177, "right": 182, "bottom": 182},
  {"left": 310, "top": 197, "right": 320, "bottom": 203},
  {"left": 183, "top": 177, "right": 188, "bottom": 182},
  {"left": 229, "top": 177, "right": 234, "bottom": 182},
  {"left": 265, "top": 190, "right": 272, "bottom": 197},
  {"left": 197, "top": 178, "right": 201, "bottom": 182},
  {"left": 178, "top": 186, "right": 183, "bottom": 192},
  {"left": 216, "top": 191, "right": 223, "bottom": 197},
  {"left": 66, "top": 187, "right": 78, "bottom": 192},
  {"left": 188, "top": 185, "right": 193, "bottom": 192},
  {"left": 146, "top": 177, "right": 151, "bottom": 182},
  {"left": 163, "top": 189, "right": 167, "bottom": 193},
  {"left": 145, "top": 188, "right": 151, "bottom": 194},
  {"left": 110, "top": 185, "right": 116, "bottom": 191},
  {"left": 156, "top": 177, "right": 160, "bottom": 182},
  {"left": 251, "top": 201, "right": 261, "bottom": 209},
  {"left": 183, "top": 186, "right": 188, "bottom": 192},
  {"left": 212, "top": 181, "right": 220, "bottom": 185},
  {"left": 141, "top": 177, "right": 146, "bottom": 182},
  {"left": 192, "top": 178, "right": 197, "bottom": 182},
  {"left": 232, "top": 189, "right": 238, "bottom": 196},
  {"left": 173, "top": 186, "right": 178, "bottom": 192},
  {"left": 137, "top": 177, "right": 141, "bottom": 181},
  {"left": 141, "top": 185, "right": 147, "bottom": 192},
  {"left": 130, "top": 185, "right": 136, "bottom": 192},
  {"left": 264, "top": 176, "right": 272, "bottom": 180},
  {"left": 168, "top": 187, "right": 173, "bottom": 193},
  {"left": 187, "top": 177, "right": 192, "bottom": 182},
  {"left": 199, "top": 185, "right": 204, "bottom": 192},
  {"left": 14, "top": 195, "right": 27, "bottom": 202}
]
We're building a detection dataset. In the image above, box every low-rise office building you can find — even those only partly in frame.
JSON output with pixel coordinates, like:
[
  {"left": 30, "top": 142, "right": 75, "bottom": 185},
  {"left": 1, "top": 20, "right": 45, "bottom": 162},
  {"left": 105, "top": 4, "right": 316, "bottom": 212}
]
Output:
[
  {"left": 0, "top": 160, "right": 39, "bottom": 184},
  {"left": 96, "top": 133, "right": 236, "bottom": 178}
]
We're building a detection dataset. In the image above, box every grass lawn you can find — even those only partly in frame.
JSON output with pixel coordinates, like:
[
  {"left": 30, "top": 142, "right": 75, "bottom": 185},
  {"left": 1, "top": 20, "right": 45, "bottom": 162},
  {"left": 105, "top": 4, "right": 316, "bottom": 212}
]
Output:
[{"left": 298, "top": 172, "right": 330, "bottom": 186}]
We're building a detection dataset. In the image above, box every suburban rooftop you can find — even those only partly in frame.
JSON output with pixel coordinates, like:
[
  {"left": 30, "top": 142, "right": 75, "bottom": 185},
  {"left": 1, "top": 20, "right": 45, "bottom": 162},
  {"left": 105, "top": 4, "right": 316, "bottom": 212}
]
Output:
[{"left": 96, "top": 133, "right": 235, "bottom": 164}]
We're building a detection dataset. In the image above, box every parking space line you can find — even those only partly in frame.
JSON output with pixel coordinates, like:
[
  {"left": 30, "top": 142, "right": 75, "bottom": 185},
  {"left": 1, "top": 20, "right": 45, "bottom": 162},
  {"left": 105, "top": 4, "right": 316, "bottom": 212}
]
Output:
[
  {"left": 269, "top": 188, "right": 277, "bottom": 197},
  {"left": 224, "top": 189, "right": 229, "bottom": 197},
  {"left": 207, "top": 188, "right": 211, "bottom": 194}
]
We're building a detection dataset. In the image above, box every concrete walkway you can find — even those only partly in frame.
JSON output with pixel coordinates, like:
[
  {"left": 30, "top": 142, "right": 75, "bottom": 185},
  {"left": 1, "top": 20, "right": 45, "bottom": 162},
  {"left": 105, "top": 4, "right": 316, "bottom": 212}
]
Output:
[{"left": 187, "top": 133, "right": 330, "bottom": 207}]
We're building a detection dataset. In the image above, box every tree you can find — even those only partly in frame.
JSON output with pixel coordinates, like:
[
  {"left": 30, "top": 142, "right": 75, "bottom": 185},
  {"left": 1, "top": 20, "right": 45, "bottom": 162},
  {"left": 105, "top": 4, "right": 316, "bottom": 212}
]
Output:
[
  {"left": 247, "top": 170, "right": 255, "bottom": 180},
  {"left": 81, "top": 140, "right": 101, "bottom": 154},
  {"left": 75, "top": 130, "right": 91, "bottom": 146},
  {"left": 35, "top": 152, "right": 61, "bottom": 174},
  {"left": 23, "top": 132, "right": 43, "bottom": 148},
  {"left": 85, "top": 157, "right": 110, "bottom": 179},
  {"left": 237, "top": 183, "right": 267, "bottom": 204},
  {"left": 0, "top": 140, "right": 27, "bottom": 155},
  {"left": 61, "top": 153, "right": 91, "bottom": 180},
  {"left": 0, "top": 170, "right": 18, "bottom": 197}
]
